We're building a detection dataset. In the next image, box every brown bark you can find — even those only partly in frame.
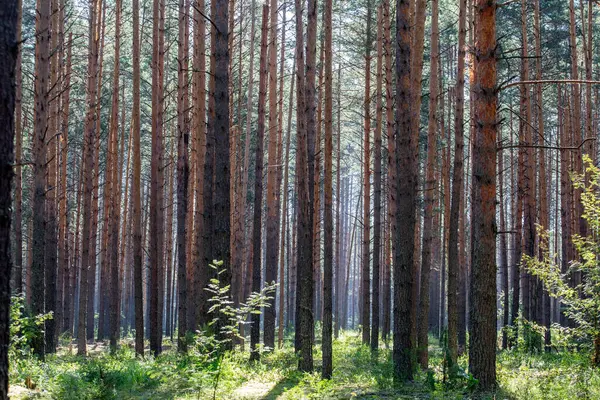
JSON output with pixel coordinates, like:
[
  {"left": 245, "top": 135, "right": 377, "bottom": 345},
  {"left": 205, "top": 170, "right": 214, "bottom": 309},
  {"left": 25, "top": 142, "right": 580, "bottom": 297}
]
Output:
[
  {"left": 250, "top": 4, "right": 269, "bottom": 361},
  {"left": 295, "top": 0, "right": 314, "bottom": 372},
  {"left": 447, "top": 0, "right": 466, "bottom": 367},
  {"left": 371, "top": 5, "right": 383, "bottom": 353},
  {"left": 520, "top": 0, "right": 534, "bottom": 323},
  {"left": 58, "top": 29, "right": 72, "bottom": 337},
  {"left": 31, "top": 0, "right": 51, "bottom": 358},
  {"left": 150, "top": 0, "right": 166, "bottom": 355},
  {"left": 211, "top": 0, "right": 232, "bottom": 338},
  {"left": 132, "top": 0, "right": 144, "bottom": 357},
  {"left": 322, "top": 0, "right": 334, "bottom": 378},
  {"left": 177, "top": 0, "right": 190, "bottom": 353},
  {"left": 277, "top": 1, "right": 290, "bottom": 349},
  {"left": 382, "top": 0, "right": 393, "bottom": 344},
  {"left": 78, "top": 0, "right": 100, "bottom": 356},
  {"left": 417, "top": 0, "right": 439, "bottom": 368},
  {"left": 264, "top": 0, "right": 279, "bottom": 349},
  {"left": 393, "top": 0, "right": 417, "bottom": 383},
  {"left": 362, "top": 0, "right": 372, "bottom": 346},
  {"left": 108, "top": 0, "right": 122, "bottom": 352},
  {"left": 469, "top": 0, "right": 497, "bottom": 390},
  {"left": 192, "top": 0, "right": 207, "bottom": 333}
]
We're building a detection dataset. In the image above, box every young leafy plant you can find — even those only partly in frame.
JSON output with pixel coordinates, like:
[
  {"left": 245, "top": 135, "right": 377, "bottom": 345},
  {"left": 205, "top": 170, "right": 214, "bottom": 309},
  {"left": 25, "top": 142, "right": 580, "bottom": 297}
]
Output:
[{"left": 525, "top": 155, "right": 600, "bottom": 365}]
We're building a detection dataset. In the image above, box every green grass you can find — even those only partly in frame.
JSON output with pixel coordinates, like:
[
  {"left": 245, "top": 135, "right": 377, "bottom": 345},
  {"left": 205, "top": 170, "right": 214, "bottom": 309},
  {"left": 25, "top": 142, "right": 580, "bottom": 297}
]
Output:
[{"left": 8, "top": 331, "right": 600, "bottom": 399}]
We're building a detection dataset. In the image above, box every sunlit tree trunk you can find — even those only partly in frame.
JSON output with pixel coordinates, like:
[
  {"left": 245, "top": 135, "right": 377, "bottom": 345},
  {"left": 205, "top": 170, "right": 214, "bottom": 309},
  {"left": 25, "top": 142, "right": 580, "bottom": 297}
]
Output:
[{"left": 469, "top": 0, "right": 497, "bottom": 390}]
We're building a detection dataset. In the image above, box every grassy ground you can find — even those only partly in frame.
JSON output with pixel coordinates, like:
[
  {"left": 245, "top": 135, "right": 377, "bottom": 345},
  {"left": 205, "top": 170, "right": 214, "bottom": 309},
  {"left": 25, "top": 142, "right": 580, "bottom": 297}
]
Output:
[{"left": 8, "top": 331, "right": 600, "bottom": 399}]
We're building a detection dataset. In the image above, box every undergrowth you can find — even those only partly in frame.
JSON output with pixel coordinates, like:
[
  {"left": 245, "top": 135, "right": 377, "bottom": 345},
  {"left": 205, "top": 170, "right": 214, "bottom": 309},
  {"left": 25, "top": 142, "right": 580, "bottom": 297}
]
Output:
[{"left": 8, "top": 331, "right": 600, "bottom": 399}]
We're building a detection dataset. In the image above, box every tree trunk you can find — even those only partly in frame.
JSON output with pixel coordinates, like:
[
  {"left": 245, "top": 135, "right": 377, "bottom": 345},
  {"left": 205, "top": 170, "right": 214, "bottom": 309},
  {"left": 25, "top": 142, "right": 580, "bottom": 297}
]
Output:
[
  {"left": 447, "top": 0, "right": 466, "bottom": 367},
  {"left": 322, "top": 0, "right": 334, "bottom": 378},
  {"left": 78, "top": 0, "right": 100, "bottom": 356},
  {"left": 264, "top": 0, "right": 279, "bottom": 350},
  {"left": 176, "top": 0, "right": 190, "bottom": 353},
  {"left": 150, "top": 0, "right": 166, "bottom": 356},
  {"left": 370, "top": 5, "right": 384, "bottom": 353},
  {"left": 210, "top": 0, "right": 232, "bottom": 341},
  {"left": 469, "top": 0, "right": 497, "bottom": 391},
  {"left": 294, "top": 0, "right": 314, "bottom": 372},
  {"left": 393, "top": 0, "right": 417, "bottom": 383},
  {"left": 192, "top": 0, "right": 207, "bottom": 333},
  {"left": 362, "top": 0, "right": 372, "bottom": 346},
  {"left": 13, "top": 0, "right": 23, "bottom": 296},
  {"left": 0, "top": 0, "right": 17, "bottom": 395},
  {"left": 32, "top": 0, "right": 51, "bottom": 359},
  {"left": 250, "top": 4, "right": 269, "bottom": 362},
  {"left": 132, "top": 0, "right": 144, "bottom": 357},
  {"left": 417, "top": 0, "right": 439, "bottom": 368}
]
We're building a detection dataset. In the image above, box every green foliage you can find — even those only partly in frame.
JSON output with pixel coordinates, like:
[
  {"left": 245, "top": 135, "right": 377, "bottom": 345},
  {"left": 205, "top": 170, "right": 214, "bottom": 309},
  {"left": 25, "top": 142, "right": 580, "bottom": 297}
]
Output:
[
  {"left": 9, "top": 294, "right": 53, "bottom": 358},
  {"left": 525, "top": 155, "right": 600, "bottom": 362}
]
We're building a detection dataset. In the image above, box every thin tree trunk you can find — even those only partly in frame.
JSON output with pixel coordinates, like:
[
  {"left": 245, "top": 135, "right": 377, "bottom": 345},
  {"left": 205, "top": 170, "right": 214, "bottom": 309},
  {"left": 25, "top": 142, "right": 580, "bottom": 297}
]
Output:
[
  {"left": 417, "top": 0, "right": 439, "bottom": 368},
  {"left": 322, "top": 0, "right": 334, "bottom": 378},
  {"left": 132, "top": 0, "right": 144, "bottom": 357},
  {"left": 13, "top": 0, "right": 23, "bottom": 296},
  {"left": 371, "top": 5, "right": 383, "bottom": 353},
  {"left": 362, "top": 0, "right": 372, "bottom": 346},
  {"left": 264, "top": 0, "right": 279, "bottom": 350},
  {"left": 176, "top": 0, "right": 190, "bottom": 353},
  {"left": 447, "top": 0, "right": 466, "bottom": 367},
  {"left": 250, "top": 4, "right": 269, "bottom": 362},
  {"left": 150, "top": 0, "right": 166, "bottom": 356}
]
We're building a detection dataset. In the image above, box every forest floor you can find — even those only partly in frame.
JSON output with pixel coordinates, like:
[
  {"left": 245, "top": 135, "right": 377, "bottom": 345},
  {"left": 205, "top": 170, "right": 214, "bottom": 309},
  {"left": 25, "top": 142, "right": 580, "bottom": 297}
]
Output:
[{"left": 8, "top": 331, "right": 600, "bottom": 399}]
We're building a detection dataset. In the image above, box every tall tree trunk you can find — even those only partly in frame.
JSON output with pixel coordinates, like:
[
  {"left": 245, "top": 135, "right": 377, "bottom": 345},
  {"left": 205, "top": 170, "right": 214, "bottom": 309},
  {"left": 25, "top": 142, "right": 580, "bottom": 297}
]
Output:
[
  {"left": 361, "top": 0, "right": 372, "bottom": 346},
  {"left": 78, "top": 0, "right": 100, "bottom": 356},
  {"left": 192, "top": 0, "right": 207, "bottom": 333},
  {"left": 469, "top": 0, "right": 497, "bottom": 390},
  {"left": 447, "top": 0, "right": 466, "bottom": 367},
  {"left": 44, "top": 0, "right": 60, "bottom": 353},
  {"left": 322, "top": 0, "right": 334, "bottom": 378},
  {"left": 176, "top": 0, "right": 190, "bottom": 353},
  {"left": 264, "top": 0, "right": 279, "bottom": 350},
  {"left": 393, "top": 0, "right": 417, "bottom": 383},
  {"left": 417, "top": 0, "right": 439, "bottom": 369},
  {"left": 108, "top": 0, "right": 122, "bottom": 352},
  {"left": 0, "top": 0, "right": 18, "bottom": 395},
  {"left": 371, "top": 5, "right": 384, "bottom": 353},
  {"left": 294, "top": 0, "right": 314, "bottom": 372},
  {"left": 13, "top": 0, "right": 23, "bottom": 296},
  {"left": 211, "top": 0, "right": 232, "bottom": 337},
  {"left": 277, "top": 2, "right": 290, "bottom": 348},
  {"left": 150, "top": 0, "right": 166, "bottom": 356},
  {"left": 132, "top": 0, "right": 144, "bottom": 357},
  {"left": 250, "top": 5, "right": 269, "bottom": 362},
  {"left": 520, "top": 0, "right": 534, "bottom": 324},
  {"left": 60, "top": 35, "right": 73, "bottom": 335},
  {"left": 32, "top": 0, "right": 51, "bottom": 358},
  {"left": 382, "top": 0, "right": 393, "bottom": 344}
]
